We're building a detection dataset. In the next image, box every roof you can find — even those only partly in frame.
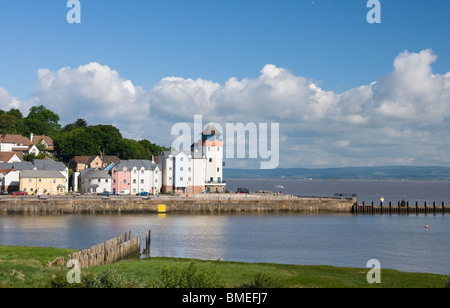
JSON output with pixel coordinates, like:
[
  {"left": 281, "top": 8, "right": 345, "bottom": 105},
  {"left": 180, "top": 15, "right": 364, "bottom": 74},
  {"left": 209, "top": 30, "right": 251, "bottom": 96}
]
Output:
[
  {"left": 102, "top": 156, "right": 120, "bottom": 165},
  {"left": 0, "top": 134, "right": 33, "bottom": 146},
  {"left": 0, "top": 162, "right": 35, "bottom": 171},
  {"left": 32, "top": 135, "right": 54, "bottom": 149},
  {"left": 80, "top": 168, "right": 111, "bottom": 179},
  {"left": 33, "top": 159, "right": 67, "bottom": 171},
  {"left": 20, "top": 170, "right": 65, "bottom": 179},
  {"left": 202, "top": 123, "right": 222, "bottom": 136},
  {"left": 0, "top": 152, "right": 22, "bottom": 163},
  {"left": 70, "top": 156, "right": 96, "bottom": 165},
  {"left": 115, "top": 159, "right": 159, "bottom": 171}
]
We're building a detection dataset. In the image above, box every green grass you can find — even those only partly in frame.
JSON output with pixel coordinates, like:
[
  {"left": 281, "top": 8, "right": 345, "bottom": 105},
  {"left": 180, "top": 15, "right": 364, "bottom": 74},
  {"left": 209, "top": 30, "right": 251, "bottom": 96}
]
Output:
[{"left": 0, "top": 245, "right": 447, "bottom": 288}]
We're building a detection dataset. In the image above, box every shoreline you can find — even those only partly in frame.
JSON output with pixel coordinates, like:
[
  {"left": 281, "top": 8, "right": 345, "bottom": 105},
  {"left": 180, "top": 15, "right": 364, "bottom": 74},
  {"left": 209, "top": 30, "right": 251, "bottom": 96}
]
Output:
[{"left": 0, "top": 194, "right": 355, "bottom": 215}]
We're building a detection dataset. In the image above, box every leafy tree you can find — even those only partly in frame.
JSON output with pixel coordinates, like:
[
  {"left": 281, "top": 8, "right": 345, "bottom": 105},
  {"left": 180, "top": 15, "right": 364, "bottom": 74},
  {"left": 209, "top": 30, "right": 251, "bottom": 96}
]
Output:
[
  {"left": 61, "top": 118, "right": 88, "bottom": 133},
  {"left": 53, "top": 127, "right": 100, "bottom": 162},
  {"left": 25, "top": 105, "right": 61, "bottom": 136}
]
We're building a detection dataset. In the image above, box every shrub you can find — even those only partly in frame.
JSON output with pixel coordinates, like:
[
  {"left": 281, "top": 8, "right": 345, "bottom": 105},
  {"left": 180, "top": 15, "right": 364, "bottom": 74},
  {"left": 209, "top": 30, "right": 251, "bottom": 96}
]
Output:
[
  {"left": 49, "top": 267, "right": 145, "bottom": 288},
  {"left": 155, "top": 261, "right": 223, "bottom": 288},
  {"left": 241, "top": 272, "right": 284, "bottom": 288}
]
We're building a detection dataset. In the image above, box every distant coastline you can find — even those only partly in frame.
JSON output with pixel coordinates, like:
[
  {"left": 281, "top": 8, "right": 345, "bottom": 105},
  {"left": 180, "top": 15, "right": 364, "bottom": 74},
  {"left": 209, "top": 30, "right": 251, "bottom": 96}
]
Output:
[{"left": 224, "top": 166, "right": 450, "bottom": 181}]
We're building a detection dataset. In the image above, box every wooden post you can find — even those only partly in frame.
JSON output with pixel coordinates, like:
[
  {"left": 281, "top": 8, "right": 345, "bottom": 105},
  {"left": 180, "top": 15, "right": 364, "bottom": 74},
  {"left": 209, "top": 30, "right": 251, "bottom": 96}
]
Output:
[
  {"left": 362, "top": 201, "right": 365, "bottom": 214},
  {"left": 433, "top": 201, "right": 436, "bottom": 214},
  {"left": 424, "top": 201, "right": 427, "bottom": 213},
  {"left": 380, "top": 201, "right": 383, "bottom": 214},
  {"left": 415, "top": 201, "right": 419, "bottom": 214},
  {"left": 407, "top": 201, "right": 409, "bottom": 214},
  {"left": 443, "top": 201, "right": 445, "bottom": 214}
]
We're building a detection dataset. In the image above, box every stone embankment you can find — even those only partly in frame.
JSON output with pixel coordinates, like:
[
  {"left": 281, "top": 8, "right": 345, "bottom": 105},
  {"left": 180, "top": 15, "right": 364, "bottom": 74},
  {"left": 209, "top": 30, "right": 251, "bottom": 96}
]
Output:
[{"left": 0, "top": 194, "right": 354, "bottom": 214}]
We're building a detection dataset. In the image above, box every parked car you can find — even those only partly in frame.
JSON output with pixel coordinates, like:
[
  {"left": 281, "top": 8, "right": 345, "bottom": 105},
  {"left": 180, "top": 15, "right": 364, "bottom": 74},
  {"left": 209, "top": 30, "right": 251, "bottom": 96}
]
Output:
[
  {"left": 14, "top": 191, "right": 28, "bottom": 196},
  {"left": 118, "top": 190, "right": 130, "bottom": 195},
  {"left": 138, "top": 192, "right": 149, "bottom": 196},
  {"left": 236, "top": 188, "right": 250, "bottom": 194},
  {"left": 97, "top": 191, "right": 111, "bottom": 196}
]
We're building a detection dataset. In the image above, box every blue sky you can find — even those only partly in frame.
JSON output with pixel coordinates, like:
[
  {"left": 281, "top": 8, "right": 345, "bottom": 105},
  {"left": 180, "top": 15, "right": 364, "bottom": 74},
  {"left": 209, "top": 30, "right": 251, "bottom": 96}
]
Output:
[{"left": 1, "top": 0, "right": 449, "bottom": 168}]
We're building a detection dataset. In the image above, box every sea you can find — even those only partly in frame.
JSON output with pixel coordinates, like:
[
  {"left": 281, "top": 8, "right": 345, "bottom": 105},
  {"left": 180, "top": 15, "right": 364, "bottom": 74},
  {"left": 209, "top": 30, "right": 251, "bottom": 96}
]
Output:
[{"left": 0, "top": 179, "right": 449, "bottom": 275}]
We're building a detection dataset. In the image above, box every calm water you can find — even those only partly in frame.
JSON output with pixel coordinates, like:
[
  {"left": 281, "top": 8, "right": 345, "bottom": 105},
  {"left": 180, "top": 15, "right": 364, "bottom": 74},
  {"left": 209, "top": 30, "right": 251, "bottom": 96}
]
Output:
[
  {"left": 227, "top": 179, "right": 450, "bottom": 204},
  {"left": 0, "top": 180, "right": 449, "bottom": 275}
]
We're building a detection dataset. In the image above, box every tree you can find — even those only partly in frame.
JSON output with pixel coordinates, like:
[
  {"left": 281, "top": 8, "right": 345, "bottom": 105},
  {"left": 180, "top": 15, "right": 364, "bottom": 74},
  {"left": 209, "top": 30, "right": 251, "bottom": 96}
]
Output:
[
  {"left": 53, "top": 128, "right": 99, "bottom": 162},
  {"left": 25, "top": 105, "right": 61, "bottom": 136},
  {"left": 61, "top": 118, "right": 88, "bottom": 133}
]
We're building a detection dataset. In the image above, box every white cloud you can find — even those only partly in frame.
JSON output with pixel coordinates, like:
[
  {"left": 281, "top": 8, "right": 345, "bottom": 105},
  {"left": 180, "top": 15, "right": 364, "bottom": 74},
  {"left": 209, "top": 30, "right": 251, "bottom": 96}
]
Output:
[
  {"left": 33, "top": 63, "right": 151, "bottom": 125},
  {"left": 1, "top": 49, "right": 449, "bottom": 168}
]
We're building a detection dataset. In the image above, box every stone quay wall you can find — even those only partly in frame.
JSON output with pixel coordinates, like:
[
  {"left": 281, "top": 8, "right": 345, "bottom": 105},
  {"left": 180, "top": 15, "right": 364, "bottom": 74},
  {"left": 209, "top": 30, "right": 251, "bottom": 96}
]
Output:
[{"left": 0, "top": 195, "right": 354, "bottom": 215}]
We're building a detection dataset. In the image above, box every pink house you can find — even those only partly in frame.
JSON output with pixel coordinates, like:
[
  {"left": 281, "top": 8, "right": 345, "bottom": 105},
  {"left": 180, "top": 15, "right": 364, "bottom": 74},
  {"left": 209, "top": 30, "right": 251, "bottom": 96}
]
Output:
[{"left": 111, "top": 165, "right": 131, "bottom": 195}]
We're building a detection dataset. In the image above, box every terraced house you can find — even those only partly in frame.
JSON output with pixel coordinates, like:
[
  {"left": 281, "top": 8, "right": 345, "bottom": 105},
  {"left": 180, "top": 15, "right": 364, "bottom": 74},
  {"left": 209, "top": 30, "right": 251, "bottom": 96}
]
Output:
[{"left": 19, "top": 170, "right": 66, "bottom": 195}]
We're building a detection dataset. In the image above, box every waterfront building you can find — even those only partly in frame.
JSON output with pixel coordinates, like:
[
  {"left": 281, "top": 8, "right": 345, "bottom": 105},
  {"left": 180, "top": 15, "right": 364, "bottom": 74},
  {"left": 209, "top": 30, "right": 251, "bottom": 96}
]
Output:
[
  {"left": 111, "top": 159, "right": 161, "bottom": 195},
  {"left": 162, "top": 123, "right": 225, "bottom": 194},
  {"left": 19, "top": 170, "right": 66, "bottom": 195},
  {"left": 78, "top": 169, "right": 112, "bottom": 194},
  {"left": 33, "top": 159, "right": 69, "bottom": 193}
]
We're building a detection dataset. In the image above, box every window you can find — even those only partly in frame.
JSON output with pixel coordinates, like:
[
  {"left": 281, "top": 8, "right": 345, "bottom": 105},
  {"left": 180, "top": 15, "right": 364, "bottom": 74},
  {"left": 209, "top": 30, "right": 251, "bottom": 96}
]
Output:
[
  {"left": 53, "top": 179, "right": 56, "bottom": 184},
  {"left": 180, "top": 177, "right": 183, "bottom": 181},
  {"left": 217, "top": 147, "right": 220, "bottom": 151},
  {"left": 113, "top": 179, "right": 116, "bottom": 184},
  {"left": 141, "top": 179, "right": 144, "bottom": 184},
  {"left": 123, "top": 180, "right": 127, "bottom": 184},
  {"left": 133, "top": 188, "right": 136, "bottom": 193},
  {"left": 38, "top": 179, "right": 42, "bottom": 182},
  {"left": 217, "top": 168, "right": 220, "bottom": 172},
  {"left": 141, "top": 169, "right": 144, "bottom": 174},
  {"left": 105, "top": 179, "right": 108, "bottom": 183},
  {"left": 169, "top": 177, "right": 172, "bottom": 181},
  {"left": 180, "top": 157, "right": 183, "bottom": 161},
  {"left": 24, "top": 188, "right": 27, "bottom": 192},
  {"left": 31, "top": 188, "right": 34, "bottom": 192},
  {"left": 188, "top": 167, "right": 191, "bottom": 172},
  {"left": 28, "top": 179, "right": 32, "bottom": 183},
  {"left": 209, "top": 158, "right": 212, "bottom": 163},
  {"left": 98, "top": 179, "right": 101, "bottom": 183},
  {"left": 188, "top": 177, "right": 191, "bottom": 182},
  {"left": 180, "top": 167, "right": 183, "bottom": 171},
  {"left": 133, "top": 179, "right": 137, "bottom": 184}
]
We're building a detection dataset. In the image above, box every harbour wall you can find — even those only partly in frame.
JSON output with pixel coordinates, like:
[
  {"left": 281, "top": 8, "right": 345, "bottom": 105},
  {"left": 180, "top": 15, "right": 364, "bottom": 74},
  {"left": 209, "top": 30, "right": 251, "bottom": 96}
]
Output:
[{"left": 0, "top": 196, "right": 354, "bottom": 214}]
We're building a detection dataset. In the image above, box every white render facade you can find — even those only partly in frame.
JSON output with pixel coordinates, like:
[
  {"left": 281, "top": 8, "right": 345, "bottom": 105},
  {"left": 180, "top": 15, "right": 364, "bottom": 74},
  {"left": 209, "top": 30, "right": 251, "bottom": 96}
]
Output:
[{"left": 162, "top": 123, "right": 225, "bottom": 194}]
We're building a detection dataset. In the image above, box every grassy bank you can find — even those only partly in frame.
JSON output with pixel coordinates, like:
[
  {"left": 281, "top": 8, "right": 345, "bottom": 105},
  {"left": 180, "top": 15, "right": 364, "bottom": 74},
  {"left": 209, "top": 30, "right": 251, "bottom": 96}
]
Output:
[{"left": 0, "top": 245, "right": 447, "bottom": 288}]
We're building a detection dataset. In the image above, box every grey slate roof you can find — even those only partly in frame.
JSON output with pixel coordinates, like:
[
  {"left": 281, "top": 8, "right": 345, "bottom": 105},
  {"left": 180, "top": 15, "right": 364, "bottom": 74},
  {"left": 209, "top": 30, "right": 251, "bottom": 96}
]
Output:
[
  {"left": 80, "top": 168, "right": 111, "bottom": 179},
  {"left": 115, "top": 160, "right": 159, "bottom": 171},
  {"left": 0, "top": 162, "right": 35, "bottom": 171},
  {"left": 20, "top": 170, "right": 65, "bottom": 179},
  {"left": 33, "top": 159, "right": 67, "bottom": 171}
]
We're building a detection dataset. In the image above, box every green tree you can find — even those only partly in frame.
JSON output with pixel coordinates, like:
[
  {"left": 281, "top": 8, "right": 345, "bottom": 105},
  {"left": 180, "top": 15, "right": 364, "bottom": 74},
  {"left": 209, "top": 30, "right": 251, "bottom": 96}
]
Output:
[
  {"left": 53, "top": 127, "right": 99, "bottom": 162},
  {"left": 25, "top": 105, "right": 61, "bottom": 136}
]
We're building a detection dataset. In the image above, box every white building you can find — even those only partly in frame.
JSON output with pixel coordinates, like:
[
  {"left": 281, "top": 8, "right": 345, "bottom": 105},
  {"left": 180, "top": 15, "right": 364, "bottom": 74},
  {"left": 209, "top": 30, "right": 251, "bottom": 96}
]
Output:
[
  {"left": 78, "top": 169, "right": 112, "bottom": 194},
  {"left": 162, "top": 123, "right": 225, "bottom": 194}
]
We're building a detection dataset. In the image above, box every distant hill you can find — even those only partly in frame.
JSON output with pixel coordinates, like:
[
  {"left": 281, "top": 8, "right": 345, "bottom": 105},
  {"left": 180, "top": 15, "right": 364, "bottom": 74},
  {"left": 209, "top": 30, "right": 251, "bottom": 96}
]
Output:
[{"left": 224, "top": 166, "right": 450, "bottom": 181}]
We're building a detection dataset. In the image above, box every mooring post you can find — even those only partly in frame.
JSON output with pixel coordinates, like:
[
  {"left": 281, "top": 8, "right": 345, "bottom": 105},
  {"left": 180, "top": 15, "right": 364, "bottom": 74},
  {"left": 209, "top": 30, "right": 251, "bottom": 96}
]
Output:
[
  {"left": 407, "top": 201, "right": 409, "bottom": 214},
  {"left": 415, "top": 201, "right": 419, "bottom": 214},
  {"left": 371, "top": 201, "right": 374, "bottom": 214},
  {"left": 362, "top": 201, "right": 365, "bottom": 214},
  {"left": 433, "top": 201, "right": 436, "bottom": 214},
  {"left": 424, "top": 201, "right": 427, "bottom": 213},
  {"left": 443, "top": 201, "right": 445, "bottom": 214}
]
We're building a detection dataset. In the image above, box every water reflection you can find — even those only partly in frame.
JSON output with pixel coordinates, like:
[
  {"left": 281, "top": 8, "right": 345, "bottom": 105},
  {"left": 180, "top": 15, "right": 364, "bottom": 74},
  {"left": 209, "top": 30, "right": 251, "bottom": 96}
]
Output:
[{"left": 0, "top": 213, "right": 449, "bottom": 275}]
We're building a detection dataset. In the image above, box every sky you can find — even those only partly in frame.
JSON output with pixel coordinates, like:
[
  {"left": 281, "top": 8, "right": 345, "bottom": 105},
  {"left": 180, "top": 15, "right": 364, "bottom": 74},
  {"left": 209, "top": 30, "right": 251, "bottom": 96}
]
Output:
[{"left": 0, "top": 0, "right": 449, "bottom": 169}]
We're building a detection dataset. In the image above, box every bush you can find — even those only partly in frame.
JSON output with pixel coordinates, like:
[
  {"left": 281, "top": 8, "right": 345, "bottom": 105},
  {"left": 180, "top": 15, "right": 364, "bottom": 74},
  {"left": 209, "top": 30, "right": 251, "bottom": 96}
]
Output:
[
  {"left": 49, "top": 267, "right": 145, "bottom": 288},
  {"left": 155, "top": 261, "right": 223, "bottom": 288},
  {"left": 241, "top": 272, "right": 284, "bottom": 288}
]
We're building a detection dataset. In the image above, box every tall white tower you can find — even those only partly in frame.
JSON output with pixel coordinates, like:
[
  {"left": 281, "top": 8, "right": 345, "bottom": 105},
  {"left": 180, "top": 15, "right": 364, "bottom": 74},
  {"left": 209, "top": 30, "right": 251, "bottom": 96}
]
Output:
[{"left": 200, "top": 123, "right": 226, "bottom": 192}]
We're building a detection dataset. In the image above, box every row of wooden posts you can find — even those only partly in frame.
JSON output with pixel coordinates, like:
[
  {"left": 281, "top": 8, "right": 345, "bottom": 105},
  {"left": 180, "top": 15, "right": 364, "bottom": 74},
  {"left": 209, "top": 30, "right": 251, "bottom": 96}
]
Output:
[
  {"left": 64, "top": 230, "right": 151, "bottom": 269},
  {"left": 353, "top": 201, "right": 449, "bottom": 215}
]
